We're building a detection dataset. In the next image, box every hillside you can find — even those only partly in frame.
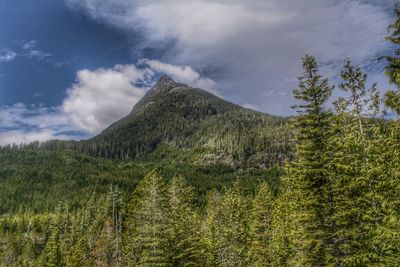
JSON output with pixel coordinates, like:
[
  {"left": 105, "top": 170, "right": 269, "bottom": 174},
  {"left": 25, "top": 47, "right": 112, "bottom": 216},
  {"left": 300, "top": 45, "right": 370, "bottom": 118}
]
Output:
[
  {"left": 0, "top": 76, "right": 291, "bottom": 214},
  {"left": 83, "top": 75, "right": 291, "bottom": 167}
]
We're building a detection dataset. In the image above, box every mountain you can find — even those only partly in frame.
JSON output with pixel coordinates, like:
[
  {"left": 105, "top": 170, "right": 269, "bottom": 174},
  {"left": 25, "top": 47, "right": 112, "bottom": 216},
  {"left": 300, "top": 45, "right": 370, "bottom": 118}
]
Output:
[
  {"left": 0, "top": 76, "right": 291, "bottom": 213},
  {"left": 85, "top": 75, "right": 292, "bottom": 167}
]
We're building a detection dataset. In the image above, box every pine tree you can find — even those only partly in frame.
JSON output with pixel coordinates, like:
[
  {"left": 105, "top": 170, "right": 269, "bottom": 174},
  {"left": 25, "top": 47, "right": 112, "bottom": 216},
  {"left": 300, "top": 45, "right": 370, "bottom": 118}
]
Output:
[
  {"left": 67, "top": 194, "right": 99, "bottom": 267},
  {"left": 111, "top": 186, "right": 123, "bottom": 267},
  {"left": 367, "top": 120, "right": 400, "bottom": 265},
  {"left": 268, "top": 174, "right": 295, "bottom": 267},
  {"left": 380, "top": 6, "right": 400, "bottom": 263},
  {"left": 247, "top": 182, "right": 274, "bottom": 266},
  {"left": 165, "top": 176, "right": 204, "bottom": 266},
  {"left": 288, "top": 54, "right": 335, "bottom": 266},
  {"left": 123, "top": 171, "right": 169, "bottom": 266},
  {"left": 202, "top": 182, "right": 250, "bottom": 267},
  {"left": 92, "top": 186, "right": 124, "bottom": 267},
  {"left": 330, "top": 61, "right": 381, "bottom": 265},
  {"left": 384, "top": 4, "right": 400, "bottom": 116},
  {"left": 41, "top": 207, "right": 63, "bottom": 267}
]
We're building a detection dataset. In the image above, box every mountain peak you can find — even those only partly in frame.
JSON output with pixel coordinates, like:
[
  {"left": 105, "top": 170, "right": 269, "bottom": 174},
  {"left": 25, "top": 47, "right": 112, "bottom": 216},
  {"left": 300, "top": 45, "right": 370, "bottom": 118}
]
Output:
[
  {"left": 158, "top": 74, "right": 175, "bottom": 84},
  {"left": 129, "top": 75, "right": 181, "bottom": 115},
  {"left": 155, "top": 75, "right": 176, "bottom": 89}
]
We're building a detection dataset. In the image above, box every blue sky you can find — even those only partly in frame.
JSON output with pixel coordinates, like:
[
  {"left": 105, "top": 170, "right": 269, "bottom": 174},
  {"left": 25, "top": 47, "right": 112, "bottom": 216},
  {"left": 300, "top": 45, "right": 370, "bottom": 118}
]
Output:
[
  {"left": 0, "top": 0, "right": 133, "bottom": 106},
  {"left": 0, "top": 0, "right": 398, "bottom": 144}
]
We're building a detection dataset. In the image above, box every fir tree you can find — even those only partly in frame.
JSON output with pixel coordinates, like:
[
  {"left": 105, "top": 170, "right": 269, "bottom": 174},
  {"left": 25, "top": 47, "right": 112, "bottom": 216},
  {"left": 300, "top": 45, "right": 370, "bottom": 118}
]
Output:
[
  {"left": 203, "top": 183, "right": 250, "bottom": 267},
  {"left": 92, "top": 186, "right": 124, "bottom": 267},
  {"left": 165, "top": 176, "right": 204, "bottom": 266},
  {"left": 384, "top": 4, "right": 400, "bottom": 115},
  {"left": 124, "top": 171, "right": 169, "bottom": 266},
  {"left": 269, "top": 175, "right": 295, "bottom": 267},
  {"left": 41, "top": 207, "right": 63, "bottom": 267},
  {"left": 288, "top": 54, "right": 335, "bottom": 266},
  {"left": 330, "top": 61, "right": 381, "bottom": 265},
  {"left": 248, "top": 182, "right": 274, "bottom": 266}
]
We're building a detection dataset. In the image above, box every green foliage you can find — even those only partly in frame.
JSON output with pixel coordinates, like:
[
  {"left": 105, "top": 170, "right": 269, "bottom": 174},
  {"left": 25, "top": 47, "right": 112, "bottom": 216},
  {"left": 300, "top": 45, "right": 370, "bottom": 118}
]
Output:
[
  {"left": 40, "top": 207, "right": 63, "bottom": 267},
  {"left": 248, "top": 182, "right": 274, "bottom": 266},
  {"left": 165, "top": 176, "right": 204, "bottom": 266},
  {"left": 124, "top": 171, "right": 169, "bottom": 266},
  {"left": 286, "top": 54, "right": 335, "bottom": 266},
  {"left": 202, "top": 183, "right": 250, "bottom": 267},
  {"left": 384, "top": 4, "right": 400, "bottom": 115},
  {"left": 0, "top": 146, "right": 283, "bottom": 215}
]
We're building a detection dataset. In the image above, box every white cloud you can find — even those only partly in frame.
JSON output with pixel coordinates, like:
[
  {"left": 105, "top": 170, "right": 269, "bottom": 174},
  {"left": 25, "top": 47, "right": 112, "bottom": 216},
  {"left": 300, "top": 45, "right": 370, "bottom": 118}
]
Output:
[
  {"left": 0, "top": 60, "right": 216, "bottom": 145},
  {"left": 66, "top": 0, "right": 394, "bottom": 115},
  {"left": 0, "top": 130, "right": 75, "bottom": 146},
  {"left": 0, "top": 103, "right": 79, "bottom": 146},
  {"left": 61, "top": 61, "right": 216, "bottom": 134},
  {"left": 0, "top": 40, "right": 52, "bottom": 63},
  {"left": 241, "top": 103, "right": 260, "bottom": 111},
  {"left": 22, "top": 40, "right": 37, "bottom": 50},
  {"left": 62, "top": 64, "right": 152, "bottom": 133},
  {"left": 139, "top": 59, "right": 217, "bottom": 93},
  {"left": 0, "top": 50, "right": 17, "bottom": 62},
  {"left": 27, "top": 50, "right": 52, "bottom": 60}
]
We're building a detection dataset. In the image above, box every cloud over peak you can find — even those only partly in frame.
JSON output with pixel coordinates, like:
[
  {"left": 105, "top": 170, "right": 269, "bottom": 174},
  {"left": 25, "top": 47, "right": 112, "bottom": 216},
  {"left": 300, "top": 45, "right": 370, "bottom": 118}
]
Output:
[
  {"left": 67, "top": 0, "right": 394, "bottom": 114},
  {"left": 0, "top": 60, "right": 216, "bottom": 145},
  {"left": 62, "top": 64, "right": 151, "bottom": 133}
]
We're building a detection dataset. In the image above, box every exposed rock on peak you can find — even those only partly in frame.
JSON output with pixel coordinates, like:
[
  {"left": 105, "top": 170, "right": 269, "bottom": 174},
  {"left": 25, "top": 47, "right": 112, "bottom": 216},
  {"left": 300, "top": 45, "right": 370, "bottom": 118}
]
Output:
[
  {"left": 130, "top": 75, "right": 186, "bottom": 115},
  {"left": 158, "top": 75, "right": 175, "bottom": 85}
]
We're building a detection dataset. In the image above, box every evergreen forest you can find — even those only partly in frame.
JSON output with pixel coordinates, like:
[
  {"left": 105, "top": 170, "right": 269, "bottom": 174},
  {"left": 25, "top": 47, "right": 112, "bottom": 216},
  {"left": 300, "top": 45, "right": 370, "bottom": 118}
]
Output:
[{"left": 1, "top": 5, "right": 400, "bottom": 267}]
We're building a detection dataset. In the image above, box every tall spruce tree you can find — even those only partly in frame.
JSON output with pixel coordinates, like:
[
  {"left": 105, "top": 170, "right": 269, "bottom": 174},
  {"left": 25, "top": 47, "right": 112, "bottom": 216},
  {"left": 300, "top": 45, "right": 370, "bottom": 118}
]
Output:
[
  {"left": 92, "top": 186, "right": 124, "bottom": 267},
  {"left": 165, "top": 176, "right": 204, "bottom": 266},
  {"left": 202, "top": 182, "right": 250, "bottom": 267},
  {"left": 330, "top": 61, "right": 381, "bottom": 265},
  {"left": 248, "top": 182, "right": 274, "bottom": 266},
  {"left": 288, "top": 54, "right": 335, "bottom": 266},
  {"left": 123, "top": 171, "right": 169, "bottom": 267},
  {"left": 269, "top": 174, "right": 296, "bottom": 267},
  {"left": 381, "top": 6, "right": 400, "bottom": 263}
]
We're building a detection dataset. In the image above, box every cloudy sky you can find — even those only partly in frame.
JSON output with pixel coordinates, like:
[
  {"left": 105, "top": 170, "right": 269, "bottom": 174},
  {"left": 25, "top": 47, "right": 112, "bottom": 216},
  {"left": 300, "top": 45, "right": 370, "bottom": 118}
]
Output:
[{"left": 0, "top": 0, "right": 398, "bottom": 145}]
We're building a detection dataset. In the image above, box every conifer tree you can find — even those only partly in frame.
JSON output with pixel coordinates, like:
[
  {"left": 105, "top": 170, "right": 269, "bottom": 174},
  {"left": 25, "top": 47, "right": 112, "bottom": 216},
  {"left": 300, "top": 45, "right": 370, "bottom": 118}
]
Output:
[
  {"left": 111, "top": 186, "right": 123, "bottom": 267},
  {"left": 379, "top": 7, "right": 400, "bottom": 261},
  {"left": 288, "top": 54, "right": 334, "bottom": 266},
  {"left": 330, "top": 61, "right": 381, "bottom": 265},
  {"left": 203, "top": 182, "right": 250, "bottom": 267},
  {"left": 41, "top": 207, "right": 63, "bottom": 267},
  {"left": 367, "top": 121, "right": 400, "bottom": 265},
  {"left": 384, "top": 4, "right": 400, "bottom": 115},
  {"left": 67, "top": 194, "right": 99, "bottom": 267},
  {"left": 165, "top": 176, "right": 204, "bottom": 266},
  {"left": 269, "top": 175, "right": 295, "bottom": 267},
  {"left": 123, "top": 171, "right": 169, "bottom": 266},
  {"left": 248, "top": 182, "right": 274, "bottom": 266},
  {"left": 92, "top": 186, "right": 124, "bottom": 267}
]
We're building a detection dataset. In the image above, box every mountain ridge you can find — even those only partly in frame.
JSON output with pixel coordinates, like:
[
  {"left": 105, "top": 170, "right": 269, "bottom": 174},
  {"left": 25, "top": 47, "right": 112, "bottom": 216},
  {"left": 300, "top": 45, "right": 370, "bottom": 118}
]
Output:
[{"left": 87, "top": 76, "right": 291, "bottom": 166}]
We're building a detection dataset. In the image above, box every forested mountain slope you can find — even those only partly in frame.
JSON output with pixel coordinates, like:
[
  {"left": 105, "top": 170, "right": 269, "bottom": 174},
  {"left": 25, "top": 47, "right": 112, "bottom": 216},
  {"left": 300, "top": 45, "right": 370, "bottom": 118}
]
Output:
[
  {"left": 0, "top": 76, "right": 290, "bottom": 215},
  {"left": 83, "top": 75, "right": 291, "bottom": 165}
]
